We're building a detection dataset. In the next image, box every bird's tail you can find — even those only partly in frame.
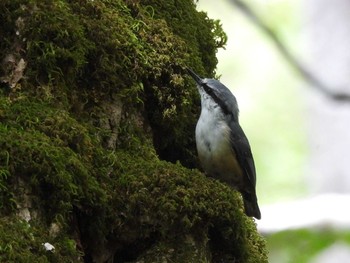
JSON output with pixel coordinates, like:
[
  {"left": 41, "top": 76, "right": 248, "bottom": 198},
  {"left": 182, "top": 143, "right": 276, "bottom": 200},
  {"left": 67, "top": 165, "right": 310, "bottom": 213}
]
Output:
[{"left": 242, "top": 192, "right": 261, "bottom": 220}]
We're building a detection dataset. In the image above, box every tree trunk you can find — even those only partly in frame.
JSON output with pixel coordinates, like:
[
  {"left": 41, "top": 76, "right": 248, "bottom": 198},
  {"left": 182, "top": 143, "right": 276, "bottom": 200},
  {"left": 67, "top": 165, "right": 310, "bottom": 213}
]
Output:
[{"left": 0, "top": 1, "right": 267, "bottom": 262}]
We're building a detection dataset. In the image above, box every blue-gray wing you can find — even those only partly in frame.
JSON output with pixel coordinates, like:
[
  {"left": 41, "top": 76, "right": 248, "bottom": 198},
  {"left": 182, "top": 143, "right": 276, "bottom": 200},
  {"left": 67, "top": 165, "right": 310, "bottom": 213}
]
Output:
[{"left": 228, "top": 120, "right": 257, "bottom": 189}]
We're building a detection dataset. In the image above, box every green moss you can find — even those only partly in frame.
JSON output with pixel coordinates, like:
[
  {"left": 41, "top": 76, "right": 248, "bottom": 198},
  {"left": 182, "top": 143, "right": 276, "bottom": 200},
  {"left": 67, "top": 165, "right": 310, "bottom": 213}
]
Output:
[
  {"left": 137, "top": 234, "right": 210, "bottom": 263},
  {"left": 78, "top": 151, "right": 267, "bottom": 262},
  {"left": 0, "top": 216, "right": 81, "bottom": 262},
  {"left": 0, "top": 97, "right": 107, "bottom": 219},
  {"left": 140, "top": 0, "right": 227, "bottom": 74},
  {"left": 1, "top": 0, "right": 224, "bottom": 166},
  {"left": 0, "top": 94, "right": 267, "bottom": 261},
  {"left": 136, "top": 0, "right": 228, "bottom": 167},
  {"left": 0, "top": 0, "right": 266, "bottom": 262}
]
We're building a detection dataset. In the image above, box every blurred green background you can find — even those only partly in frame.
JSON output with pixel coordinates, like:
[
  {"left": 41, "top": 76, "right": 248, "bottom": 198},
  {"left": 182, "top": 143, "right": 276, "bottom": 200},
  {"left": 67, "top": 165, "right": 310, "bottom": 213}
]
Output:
[{"left": 197, "top": 0, "right": 307, "bottom": 204}]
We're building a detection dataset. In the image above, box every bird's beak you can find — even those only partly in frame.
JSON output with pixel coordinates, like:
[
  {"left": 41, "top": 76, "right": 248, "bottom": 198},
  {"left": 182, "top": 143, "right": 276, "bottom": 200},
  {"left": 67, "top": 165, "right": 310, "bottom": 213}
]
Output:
[{"left": 187, "top": 68, "right": 203, "bottom": 85}]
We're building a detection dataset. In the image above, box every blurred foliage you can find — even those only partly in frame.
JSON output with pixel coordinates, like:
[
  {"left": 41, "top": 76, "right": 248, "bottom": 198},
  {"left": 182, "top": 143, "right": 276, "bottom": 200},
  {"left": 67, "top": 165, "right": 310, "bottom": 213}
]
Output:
[{"left": 267, "top": 229, "right": 350, "bottom": 263}]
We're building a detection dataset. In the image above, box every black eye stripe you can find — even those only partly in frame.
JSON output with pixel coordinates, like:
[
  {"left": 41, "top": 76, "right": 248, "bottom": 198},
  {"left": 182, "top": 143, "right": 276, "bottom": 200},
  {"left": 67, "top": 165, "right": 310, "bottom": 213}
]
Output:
[{"left": 202, "top": 84, "right": 230, "bottom": 115}]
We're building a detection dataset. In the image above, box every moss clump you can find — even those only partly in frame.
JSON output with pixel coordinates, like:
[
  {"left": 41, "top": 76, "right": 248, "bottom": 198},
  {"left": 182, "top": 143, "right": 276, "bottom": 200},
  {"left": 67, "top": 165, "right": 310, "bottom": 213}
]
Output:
[
  {"left": 0, "top": 95, "right": 267, "bottom": 261},
  {"left": 1, "top": 0, "right": 225, "bottom": 167},
  {"left": 0, "top": 95, "right": 109, "bottom": 223},
  {"left": 108, "top": 154, "right": 267, "bottom": 262},
  {"left": 140, "top": 0, "right": 227, "bottom": 73},
  {"left": 0, "top": 216, "right": 81, "bottom": 262},
  {"left": 0, "top": 0, "right": 267, "bottom": 262}
]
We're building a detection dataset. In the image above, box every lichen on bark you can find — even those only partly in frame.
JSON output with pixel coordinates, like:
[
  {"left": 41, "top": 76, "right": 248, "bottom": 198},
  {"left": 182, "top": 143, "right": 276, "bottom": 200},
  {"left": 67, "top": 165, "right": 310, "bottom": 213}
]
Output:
[{"left": 0, "top": 0, "right": 267, "bottom": 262}]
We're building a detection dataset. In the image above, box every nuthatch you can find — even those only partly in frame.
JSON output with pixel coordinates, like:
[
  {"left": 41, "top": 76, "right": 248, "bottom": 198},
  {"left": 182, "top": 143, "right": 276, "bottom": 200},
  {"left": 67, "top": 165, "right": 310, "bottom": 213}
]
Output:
[{"left": 187, "top": 69, "right": 261, "bottom": 219}]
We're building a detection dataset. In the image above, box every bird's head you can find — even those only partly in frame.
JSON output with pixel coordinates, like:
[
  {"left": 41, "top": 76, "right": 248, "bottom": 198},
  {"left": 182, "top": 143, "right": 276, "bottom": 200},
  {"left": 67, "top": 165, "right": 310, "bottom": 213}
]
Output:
[{"left": 187, "top": 68, "right": 239, "bottom": 119}]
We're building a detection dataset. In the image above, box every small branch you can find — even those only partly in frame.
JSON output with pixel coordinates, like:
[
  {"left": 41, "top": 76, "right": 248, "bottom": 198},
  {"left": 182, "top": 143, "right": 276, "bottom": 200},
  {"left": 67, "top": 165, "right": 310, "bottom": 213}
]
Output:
[{"left": 230, "top": 0, "right": 350, "bottom": 102}]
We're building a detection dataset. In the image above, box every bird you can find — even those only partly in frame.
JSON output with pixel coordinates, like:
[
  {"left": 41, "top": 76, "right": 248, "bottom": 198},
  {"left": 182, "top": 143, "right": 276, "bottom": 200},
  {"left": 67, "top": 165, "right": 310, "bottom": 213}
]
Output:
[{"left": 187, "top": 68, "right": 261, "bottom": 219}]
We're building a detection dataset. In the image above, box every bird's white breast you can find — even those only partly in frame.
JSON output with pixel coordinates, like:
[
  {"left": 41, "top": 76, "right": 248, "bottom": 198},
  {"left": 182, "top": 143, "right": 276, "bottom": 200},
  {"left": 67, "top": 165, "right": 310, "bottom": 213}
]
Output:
[{"left": 196, "top": 105, "right": 243, "bottom": 186}]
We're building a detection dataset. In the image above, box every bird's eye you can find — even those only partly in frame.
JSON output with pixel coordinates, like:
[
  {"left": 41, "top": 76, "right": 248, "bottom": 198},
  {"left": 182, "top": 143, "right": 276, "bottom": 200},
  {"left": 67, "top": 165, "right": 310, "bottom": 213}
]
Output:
[{"left": 203, "top": 85, "right": 213, "bottom": 95}]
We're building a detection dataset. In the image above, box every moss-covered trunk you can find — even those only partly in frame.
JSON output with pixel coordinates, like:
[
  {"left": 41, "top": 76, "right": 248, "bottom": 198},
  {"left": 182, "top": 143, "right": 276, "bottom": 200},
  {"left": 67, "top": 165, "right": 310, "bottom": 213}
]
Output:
[{"left": 0, "top": 0, "right": 267, "bottom": 262}]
